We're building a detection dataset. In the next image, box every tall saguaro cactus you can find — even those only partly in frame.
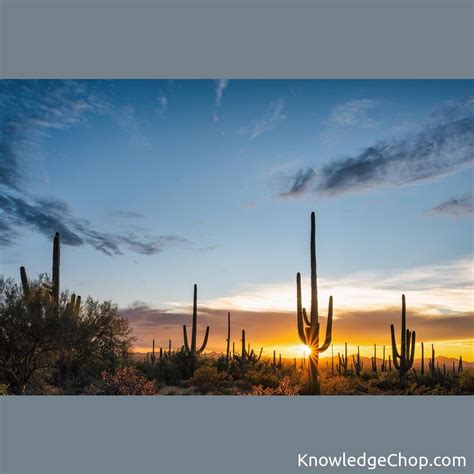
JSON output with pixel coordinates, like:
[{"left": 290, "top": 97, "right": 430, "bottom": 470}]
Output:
[
  {"left": 225, "top": 312, "right": 231, "bottom": 362},
  {"left": 51, "top": 232, "right": 60, "bottom": 303},
  {"left": 390, "top": 294, "right": 416, "bottom": 382},
  {"left": 183, "top": 284, "right": 210, "bottom": 356},
  {"left": 296, "top": 212, "right": 333, "bottom": 394}
]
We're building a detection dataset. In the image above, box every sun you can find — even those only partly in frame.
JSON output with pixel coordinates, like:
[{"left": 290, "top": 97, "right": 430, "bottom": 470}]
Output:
[{"left": 303, "top": 345, "right": 312, "bottom": 357}]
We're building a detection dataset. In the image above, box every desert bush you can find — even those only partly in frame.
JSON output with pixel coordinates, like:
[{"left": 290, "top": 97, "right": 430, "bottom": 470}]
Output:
[
  {"left": 0, "top": 277, "right": 135, "bottom": 394},
  {"left": 252, "top": 376, "right": 300, "bottom": 396},
  {"left": 191, "top": 366, "right": 228, "bottom": 394},
  {"left": 85, "top": 367, "right": 157, "bottom": 395},
  {"left": 457, "top": 370, "right": 474, "bottom": 394}
]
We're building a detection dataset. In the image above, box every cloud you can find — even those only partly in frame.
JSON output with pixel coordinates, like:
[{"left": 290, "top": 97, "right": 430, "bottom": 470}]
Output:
[
  {"left": 122, "top": 257, "right": 473, "bottom": 353},
  {"left": 0, "top": 80, "right": 187, "bottom": 256},
  {"left": 107, "top": 210, "right": 145, "bottom": 219},
  {"left": 426, "top": 194, "right": 474, "bottom": 217},
  {"left": 280, "top": 96, "right": 474, "bottom": 197},
  {"left": 114, "top": 104, "right": 150, "bottom": 147},
  {"left": 279, "top": 167, "right": 316, "bottom": 198},
  {"left": 239, "top": 98, "right": 286, "bottom": 139},
  {"left": 213, "top": 79, "right": 228, "bottom": 122},
  {"left": 328, "top": 99, "right": 380, "bottom": 127},
  {"left": 156, "top": 96, "right": 168, "bottom": 115},
  {"left": 191, "top": 257, "right": 473, "bottom": 316},
  {"left": 0, "top": 193, "right": 187, "bottom": 256}
]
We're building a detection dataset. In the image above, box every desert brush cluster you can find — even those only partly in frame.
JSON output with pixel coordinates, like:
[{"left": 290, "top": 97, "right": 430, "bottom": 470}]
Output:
[{"left": 0, "top": 213, "right": 472, "bottom": 396}]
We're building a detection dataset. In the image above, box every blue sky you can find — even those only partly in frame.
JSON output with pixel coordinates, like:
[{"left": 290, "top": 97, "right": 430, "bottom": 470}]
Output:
[{"left": 1, "top": 80, "right": 473, "bottom": 355}]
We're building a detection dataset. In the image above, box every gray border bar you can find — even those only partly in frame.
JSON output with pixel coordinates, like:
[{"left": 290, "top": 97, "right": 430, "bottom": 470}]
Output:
[
  {"left": 1, "top": 0, "right": 473, "bottom": 78},
  {"left": 1, "top": 396, "right": 473, "bottom": 473}
]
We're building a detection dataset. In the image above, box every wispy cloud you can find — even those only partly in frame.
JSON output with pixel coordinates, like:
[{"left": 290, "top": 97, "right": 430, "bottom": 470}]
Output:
[
  {"left": 213, "top": 79, "right": 228, "bottom": 122},
  {"left": 279, "top": 167, "right": 316, "bottom": 199},
  {"left": 0, "top": 193, "right": 187, "bottom": 256},
  {"left": 425, "top": 194, "right": 474, "bottom": 217},
  {"left": 187, "top": 257, "right": 473, "bottom": 316},
  {"left": 279, "top": 96, "right": 474, "bottom": 197},
  {"left": 239, "top": 98, "right": 286, "bottom": 139},
  {"left": 156, "top": 95, "right": 168, "bottom": 115},
  {"left": 107, "top": 210, "right": 145, "bottom": 219},
  {"left": 115, "top": 104, "right": 150, "bottom": 148},
  {"left": 328, "top": 99, "right": 380, "bottom": 127},
  {"left": 0, "top": 80, "right": 186, "bottom": 256}
]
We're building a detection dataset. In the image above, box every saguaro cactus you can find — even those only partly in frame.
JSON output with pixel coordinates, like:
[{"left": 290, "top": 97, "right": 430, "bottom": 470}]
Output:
[
  {"left": 371, "top": 344, "right": 377, "bottom": 373},
  {"left": 150, "top": 339, "right": 156, "bottom": 367},
  {"left": 234, "top": 329, "right": 262, "bottom": 371},
  {"left": 65, "top": 293, "right": 81, "bottom": 315},
  {"left": 352, "top": 346, "right": 364, "bottom": 376},
  {"left": 390, "top": 294, "right": 416, "bottom": 382},
  {"left": 458, "top": 355, "right": 463, "bottom": 373},
  {"left": 296, "top": 212, "right": 333, "bottom": 394},
  {"left": 51, "top": 232, "right": 60, "bottom": 303},
  {"left": 428, "top": 344, "right": 436, "bottom": 376},
  {"left": 420, "top": 342, "right": 425, "bottom": 375},
  {"left": 337, "top": 343, "right": 348, "bottom": 375},
  {"left": 225, "top": 312, "right": 231, "bottom": 362},
  {"left": 20, "top": 232, "right": 79, "bottom": 309},
  {"left": 183, "top": 284, "right": 210, "bottom": 356},
  {"left": 381, "top": 345, "right": 387, "bottom": 372}
]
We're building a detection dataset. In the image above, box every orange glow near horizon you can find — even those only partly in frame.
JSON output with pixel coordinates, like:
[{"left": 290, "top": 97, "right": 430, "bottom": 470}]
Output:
[{"left": 132, "top": 340, "right": 474, "bottom": 362}]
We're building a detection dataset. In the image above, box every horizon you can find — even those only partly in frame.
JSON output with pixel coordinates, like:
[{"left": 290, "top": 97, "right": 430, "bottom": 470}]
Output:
[{"left": 1, "top": 79, "right": 473, "bottom": 361}]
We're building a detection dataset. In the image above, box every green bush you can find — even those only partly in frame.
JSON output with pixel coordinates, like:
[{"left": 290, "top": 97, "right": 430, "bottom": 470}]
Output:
[{"left": 191, "top": 366, "right": 227, "bottom": 394}]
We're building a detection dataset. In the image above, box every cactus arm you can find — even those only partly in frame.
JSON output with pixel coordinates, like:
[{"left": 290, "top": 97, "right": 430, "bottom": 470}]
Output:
[
  {"left": 256, "top": 347, "right": 263, "bottom": 362},
  {"left": 197, "top": 326, "right": 210, "bottom": 353},
  {"left": 183, "top": 325, "right": 190, "bottom": 353},
  {"left": 302, "top": 308, "right": 311, "bottom": 327},
  {"left": 390, "top": 324, "right": 401, "bottom": 359},
  {"left": 319, "top": 295, "right": 333, "bottom": 352},
  {"left": 20, "top": 266, "right": 30, "bottom": 297},
  {"left": 408, "top": 331, "right": 416, "bottom": 367},
  {"left": 296, "top": 273, "right": 307, "bottom": 344},
  {"left": 74, "top": 295, "right": 81, "bottom": 313}
]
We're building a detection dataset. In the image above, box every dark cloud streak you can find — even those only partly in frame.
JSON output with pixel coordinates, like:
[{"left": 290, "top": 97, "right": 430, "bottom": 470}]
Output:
[
  {"left": 279, "top": 96, "right": 474, "bottom": 198},
  {"left": 426, "top": 194, "right": 474, "bottom": 217},
  {"left": 0, "top": 80, "right": 188, "bottom": 256}
]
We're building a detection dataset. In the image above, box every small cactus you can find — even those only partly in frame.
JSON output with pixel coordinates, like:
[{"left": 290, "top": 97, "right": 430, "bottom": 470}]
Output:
[
  {"left": 371, "top": 344, "right": 377, "bottom": 373},
  {"left": 352, "top": 346, "right": 364, "bottom": 376},
  {"left": 336, "top": 343, "right": 348, "bottom": 375},
  {"left": 381, "top": 345, "right": 387, "bottom": 372}
]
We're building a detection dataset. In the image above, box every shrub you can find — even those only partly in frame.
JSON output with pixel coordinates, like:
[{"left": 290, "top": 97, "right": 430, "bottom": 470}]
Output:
[
  {"left": 191, "top": 366, "right": 227, "bottom": 394},
  {"left": 85, "top": 367, "right": 157, "bottom": 395},
  {"left": 252, "top": 376, "right": 300, "bottom": 396}
]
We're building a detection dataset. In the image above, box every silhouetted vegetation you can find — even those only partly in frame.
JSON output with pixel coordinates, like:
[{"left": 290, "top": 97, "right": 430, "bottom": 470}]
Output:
[{"left": 0, "top": 213, "right": 472, "bottom": 396}]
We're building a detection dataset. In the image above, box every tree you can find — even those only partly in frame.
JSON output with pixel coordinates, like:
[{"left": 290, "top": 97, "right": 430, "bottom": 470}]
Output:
[{"left": 0, "top": 277, "right": 135, "bottom": 394}]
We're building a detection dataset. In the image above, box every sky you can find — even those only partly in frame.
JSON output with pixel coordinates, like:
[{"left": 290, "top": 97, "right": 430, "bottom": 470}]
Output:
[{"left": 1, "top": 80, "right": 473, "bottom": 360}]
